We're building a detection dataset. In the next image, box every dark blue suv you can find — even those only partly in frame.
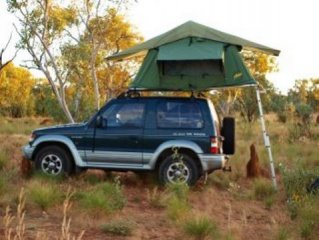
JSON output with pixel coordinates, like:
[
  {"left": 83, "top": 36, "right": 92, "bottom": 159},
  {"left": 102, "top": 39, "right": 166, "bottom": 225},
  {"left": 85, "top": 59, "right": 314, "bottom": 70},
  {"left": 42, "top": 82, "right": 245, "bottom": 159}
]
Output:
[{"left": 23, "top": 95, "right": 235, "bottom": 185}]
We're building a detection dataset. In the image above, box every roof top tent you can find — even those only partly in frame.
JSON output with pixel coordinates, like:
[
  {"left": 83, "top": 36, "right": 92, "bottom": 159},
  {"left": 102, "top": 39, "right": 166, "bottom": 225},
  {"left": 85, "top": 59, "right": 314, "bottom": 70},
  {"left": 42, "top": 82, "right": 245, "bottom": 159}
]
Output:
[{"left": 106, "top": 21, "right": 280, "bottom": 188}]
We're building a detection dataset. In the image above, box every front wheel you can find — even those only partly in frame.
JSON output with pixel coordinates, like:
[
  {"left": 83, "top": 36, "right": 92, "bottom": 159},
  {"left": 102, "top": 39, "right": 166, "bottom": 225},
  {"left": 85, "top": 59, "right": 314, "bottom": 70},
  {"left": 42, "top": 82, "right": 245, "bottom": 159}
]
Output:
[
  {"left": 158, "top": 153, "right": 199, "bottom": 186},
  {"left": 35, "top": 146, "right": 74, "bottom": 176}
]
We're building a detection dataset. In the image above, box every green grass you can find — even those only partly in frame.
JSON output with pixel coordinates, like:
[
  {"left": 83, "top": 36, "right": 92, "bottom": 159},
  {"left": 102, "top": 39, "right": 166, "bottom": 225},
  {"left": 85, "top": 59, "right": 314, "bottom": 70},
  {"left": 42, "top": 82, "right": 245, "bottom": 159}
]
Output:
[
  {"left": 182, "top": 216, "right": 219, "bottom": 240},
  {"left": 77, "top": 181, "right": 126, "bottom": 214},
  {"left": 0, "top": 117, "right": 43, "bottom": 135},
  {"left": 27, "top": 180, "right": 63, "bottom": 210},
  {"left": 146, "top": 187, "right": 167, "bottom": 208},
  {"left": 275, "top": 227, "right": 290, "bottom": 240},
  {"left": 166, "top": 196, "right": 190, "bottom": 221},
  {"left": 0, "top": 150, "right": 8, "bottom": 171},
  {"left": 252, "top": 178, "right": 276, "bottom": 209},
  {"left": 101, "top": 219, "right": 135, "bottom": 236}
]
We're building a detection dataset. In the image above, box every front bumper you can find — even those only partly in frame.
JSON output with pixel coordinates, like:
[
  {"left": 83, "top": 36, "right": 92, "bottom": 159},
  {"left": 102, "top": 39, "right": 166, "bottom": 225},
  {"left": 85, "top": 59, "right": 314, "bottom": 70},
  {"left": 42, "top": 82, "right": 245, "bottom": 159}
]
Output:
[
  {"left": 22, "top": 144, "right": 35, "bottom": 160},
  {"left": 198, "top": 154, "right": 228, "bottom": 172}
]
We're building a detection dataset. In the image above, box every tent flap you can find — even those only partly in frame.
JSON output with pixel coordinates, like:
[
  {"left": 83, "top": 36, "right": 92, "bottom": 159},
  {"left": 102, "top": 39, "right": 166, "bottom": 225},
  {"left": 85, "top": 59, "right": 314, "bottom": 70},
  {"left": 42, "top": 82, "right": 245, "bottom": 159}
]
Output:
[{"left": 130, "top": 41, "right": 256, "bottom": 91}]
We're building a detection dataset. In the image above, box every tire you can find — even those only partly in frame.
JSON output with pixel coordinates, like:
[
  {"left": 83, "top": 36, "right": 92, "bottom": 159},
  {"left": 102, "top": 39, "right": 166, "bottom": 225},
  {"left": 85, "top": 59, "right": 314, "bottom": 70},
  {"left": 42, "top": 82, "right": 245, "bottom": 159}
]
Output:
[
  {"left": 35, "top": 145, "right": 74, "bottom": 176},
  {"left": 221, "top": 117, "right": 235, "bottom": 155},
  {"left": 158, "top": 153, "right": 199, "bottom": 186}
]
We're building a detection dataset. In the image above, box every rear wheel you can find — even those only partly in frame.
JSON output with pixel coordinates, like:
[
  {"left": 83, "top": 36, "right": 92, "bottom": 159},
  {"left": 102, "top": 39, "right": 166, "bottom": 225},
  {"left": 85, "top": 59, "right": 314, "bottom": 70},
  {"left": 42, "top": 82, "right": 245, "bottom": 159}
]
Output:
[
  {"left": 158, "top": 153, "right": 199, "bottom": 186},
  {"left": 35, "top": 146, "right": 74, "bottom": 176}
]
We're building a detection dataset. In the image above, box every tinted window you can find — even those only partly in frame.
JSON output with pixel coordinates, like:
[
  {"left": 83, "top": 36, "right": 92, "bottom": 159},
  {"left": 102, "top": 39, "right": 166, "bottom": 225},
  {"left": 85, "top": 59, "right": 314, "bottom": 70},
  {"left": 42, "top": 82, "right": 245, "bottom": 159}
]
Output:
[
  {"left": 157, "top": 101, "right": 203, "bottom": 129},
  {"left": 102, "top": 103, "right": 145, "bottom": 128}
]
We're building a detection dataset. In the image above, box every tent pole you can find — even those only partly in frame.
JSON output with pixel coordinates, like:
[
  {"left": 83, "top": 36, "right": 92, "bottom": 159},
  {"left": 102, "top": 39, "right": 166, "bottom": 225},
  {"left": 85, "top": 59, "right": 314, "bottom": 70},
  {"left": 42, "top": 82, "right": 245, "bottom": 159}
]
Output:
[{"left": 255, "top": 86, "right": 277, "bottom": 189}]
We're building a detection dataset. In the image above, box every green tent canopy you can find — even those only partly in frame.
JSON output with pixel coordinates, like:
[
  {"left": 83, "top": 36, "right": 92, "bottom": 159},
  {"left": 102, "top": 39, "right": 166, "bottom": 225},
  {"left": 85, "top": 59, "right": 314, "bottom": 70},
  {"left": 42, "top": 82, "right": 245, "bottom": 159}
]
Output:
[{"left": 106, "top": 21, "right": 280, "bottom": 91}]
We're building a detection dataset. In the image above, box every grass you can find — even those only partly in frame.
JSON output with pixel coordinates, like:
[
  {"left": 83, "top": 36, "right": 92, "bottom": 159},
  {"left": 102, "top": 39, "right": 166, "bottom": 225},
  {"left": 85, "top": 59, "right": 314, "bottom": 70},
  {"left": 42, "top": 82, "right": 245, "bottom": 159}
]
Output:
[
  {"left": 101, "top": 219, "right": 135, "bottom": 236},
  {"left": 275, "top": 227, "right": 290, "bottom": 240},
  {"left": 0, "top": 117, "right": 46, "bottom": 135},
  {"left": 146, "top": 186, "right": 167, "bottom": 208},
  {"left": 27, "top": 180, "right": 63, "bottom": 210},
  {"left": 252, "top": 178, "right": 276, "bottom": 209},
  {"left": 0, "top": 116, "right": 319, "bottom": 239},
  {"left": 77, "top": 181, "right": 126, "bottom": 214},
  {"left": 182, "top": 216, "right": 219, "bottom": 240},
  {"left": 0, "top": 150, "right": 9, "bottom": 171}
]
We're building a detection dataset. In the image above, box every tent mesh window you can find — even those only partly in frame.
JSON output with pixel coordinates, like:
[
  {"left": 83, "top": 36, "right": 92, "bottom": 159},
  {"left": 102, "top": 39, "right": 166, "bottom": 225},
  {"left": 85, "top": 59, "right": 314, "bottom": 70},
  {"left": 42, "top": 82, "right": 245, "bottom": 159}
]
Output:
[{"left": 159, "top": 60, "right": 224, "bottom": 77}]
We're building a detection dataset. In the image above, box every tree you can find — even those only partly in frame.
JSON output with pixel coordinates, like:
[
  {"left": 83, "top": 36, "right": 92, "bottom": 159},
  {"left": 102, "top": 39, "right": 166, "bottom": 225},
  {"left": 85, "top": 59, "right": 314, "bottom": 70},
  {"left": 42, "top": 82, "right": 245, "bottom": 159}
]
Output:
[
  {"left": 0, "top": 62, "right": 35, "bottom": 117},
  {"left": 0, "top": 34, "right": 18, "bottom": 73},
  {"left": 235, "top": 50, "right": 277, "bottom": 122},
  {"left": 7, "top": 0, "right": 140, "bottom": 122}
]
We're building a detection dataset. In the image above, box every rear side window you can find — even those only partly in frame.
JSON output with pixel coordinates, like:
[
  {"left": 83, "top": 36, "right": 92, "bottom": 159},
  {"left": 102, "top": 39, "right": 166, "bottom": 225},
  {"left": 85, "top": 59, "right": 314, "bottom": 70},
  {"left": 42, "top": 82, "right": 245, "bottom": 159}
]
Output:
[{"left": 157, "top": 101, "right": 203, "bottom": 129}]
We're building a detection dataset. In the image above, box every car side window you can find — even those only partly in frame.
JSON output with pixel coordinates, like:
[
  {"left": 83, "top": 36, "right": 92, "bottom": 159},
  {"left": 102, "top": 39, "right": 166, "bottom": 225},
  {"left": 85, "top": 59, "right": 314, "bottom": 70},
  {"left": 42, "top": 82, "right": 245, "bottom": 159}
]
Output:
[
  {"left": 157, "top": 101, "right": 203, "bottom": 129},
  {"left": 102, "top": 103, "right": 145, "bottom": 128}
]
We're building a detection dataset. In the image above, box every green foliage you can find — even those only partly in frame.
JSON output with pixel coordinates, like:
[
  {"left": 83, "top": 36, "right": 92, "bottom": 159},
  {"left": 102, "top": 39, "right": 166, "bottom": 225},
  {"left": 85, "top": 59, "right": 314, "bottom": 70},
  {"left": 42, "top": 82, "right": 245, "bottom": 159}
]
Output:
[
  {"left": 146, "top": 187, "right": 167, "bottom": 208},
  {"left": 0, "top": 174, "right": 7, "bottom": 195},
  {"left": 275, "top": 227, "right": 290, "bottom": 240},
  {"left": 0, "top": 150, "right": 8, "bottom": 171},
  {"left": 27, "top": 181, "right": 63, "bottom": 210},
  {"left": 182, "top": 216, "right": 219, "bottom": 240},
  {"left": 253, "top": 179, "right": 276, "bottom": 209},
  {"left": 0, "top": 63, "right": 35, "bottom": 118},
  {"left": 100, "top": 219, "right": 135, "bottom": 236},
  {"left": 253, "top": 179, "right": 276, "bottom": 200},
  {"left": 166, "top": 182, "right": 189, "bottom": 200},
  {"left": 295, "top": 103, "right": 313, "bottom": 124},
  {"left": 281, "top": 166, "right": 319, "bottom": 200},
  {"left": 166, "top": 195, "right": 190, "bottom": 221},
  {"left": 78, "top": 181, "right": 126, "bottom": 214},
  {"left": 299, "top": 203, "right": 319, "bottom": 239}
]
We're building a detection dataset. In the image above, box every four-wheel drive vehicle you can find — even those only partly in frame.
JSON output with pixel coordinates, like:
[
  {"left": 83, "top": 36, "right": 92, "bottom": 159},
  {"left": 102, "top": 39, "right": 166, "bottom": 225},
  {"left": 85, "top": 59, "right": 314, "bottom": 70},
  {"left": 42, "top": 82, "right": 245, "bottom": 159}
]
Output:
[{"left": 23, "top": 95, "right": 235, "bottom": 185}]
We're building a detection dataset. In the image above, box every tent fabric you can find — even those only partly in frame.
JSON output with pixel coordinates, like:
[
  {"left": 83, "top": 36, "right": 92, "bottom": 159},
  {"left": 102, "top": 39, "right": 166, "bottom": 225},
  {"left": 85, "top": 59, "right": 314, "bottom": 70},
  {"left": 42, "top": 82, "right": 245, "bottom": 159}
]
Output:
[
  {"left": 157, "top": 38, "right": 225, "bottom": 60},
  {"left": 130, "top": 40, "right": 256, "bottom": 91},
  {"left": 107, "top": 21, "right": 280, "bottom": 61}
]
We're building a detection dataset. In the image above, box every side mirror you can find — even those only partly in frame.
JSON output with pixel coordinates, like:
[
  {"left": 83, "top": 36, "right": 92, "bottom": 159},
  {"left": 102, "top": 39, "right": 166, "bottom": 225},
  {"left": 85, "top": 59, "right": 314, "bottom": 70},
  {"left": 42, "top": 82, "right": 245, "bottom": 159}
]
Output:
[{"left": 95, "top": 116, "right": 107, "bottom": 128}]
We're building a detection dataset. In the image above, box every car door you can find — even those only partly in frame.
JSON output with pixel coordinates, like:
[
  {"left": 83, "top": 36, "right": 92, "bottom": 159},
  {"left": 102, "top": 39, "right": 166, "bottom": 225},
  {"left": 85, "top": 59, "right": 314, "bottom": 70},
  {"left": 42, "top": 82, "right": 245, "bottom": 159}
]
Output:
[{"left": 86, "top": 100, "right": 145, "bottom": 165}]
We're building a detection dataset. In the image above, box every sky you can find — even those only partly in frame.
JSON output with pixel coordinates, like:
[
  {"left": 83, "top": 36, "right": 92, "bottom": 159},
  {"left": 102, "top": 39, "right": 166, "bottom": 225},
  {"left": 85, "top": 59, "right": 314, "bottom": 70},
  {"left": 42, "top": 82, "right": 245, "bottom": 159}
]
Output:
[{"left": 1, "top": 0, "right": 319, "bottom": 94}]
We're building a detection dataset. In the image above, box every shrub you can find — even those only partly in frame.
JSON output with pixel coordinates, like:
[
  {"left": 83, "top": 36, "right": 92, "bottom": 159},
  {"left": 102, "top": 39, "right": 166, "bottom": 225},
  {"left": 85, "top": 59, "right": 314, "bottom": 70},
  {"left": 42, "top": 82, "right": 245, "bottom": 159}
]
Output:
[
  {"left": 299, "top": 201, "right": 319, "bottom": 239},
  {"left": 146, "top": 187, "right": 167, "bottom": 208},
  {"left": 78, "top": 181, "right": 126, "bottom": 214},
  {"left": 281, "top": 167, "right": 319, "bottom": 200},
  {"left": 166, "top": 196, "right": 189, "bottom": 221},
  {"left": 183, "top": 216, "right": 219, "bottom": 240},
  {"left": 275, "top": 227, "right": 289, "bottom": 240},
  {"left": 101, "top": 219, "right": 134, "bottom": 236},
  {"left": 166, "top": 182, "right": 189, "bottom": 200},
  {"left": 27, "top": 181, "right": 62, "bottom": 210}
]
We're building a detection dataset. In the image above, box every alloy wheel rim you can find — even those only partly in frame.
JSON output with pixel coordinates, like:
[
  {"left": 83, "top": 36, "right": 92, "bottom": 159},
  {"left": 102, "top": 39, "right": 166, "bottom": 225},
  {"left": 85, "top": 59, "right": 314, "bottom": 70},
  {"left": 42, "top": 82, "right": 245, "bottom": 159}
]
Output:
[{"left": 41, "top": 154, "right": 62, "bottom": 175}]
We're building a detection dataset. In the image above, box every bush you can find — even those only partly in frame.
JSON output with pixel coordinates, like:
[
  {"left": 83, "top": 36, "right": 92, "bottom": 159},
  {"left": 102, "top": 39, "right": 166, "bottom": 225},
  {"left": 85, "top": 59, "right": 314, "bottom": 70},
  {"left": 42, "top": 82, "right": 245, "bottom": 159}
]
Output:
[
  {"left": 101, "top": 219, "right": 134, "bottom": 236},
  {"left": 275, "top": 227, "right": 289, "bottom": 240},
  {"left": 183, "top": 216, "right": 219, "bottom": 239},
  {"left": 27, "top": 181, "right": 63, "bottom": 210},
  {"left": 166, "top": 196, "right": 190, "bottom": 221},
  {"left": 166, "top": 182, "right": 189, "bottom": 200},
  {"left": 281, "top": 167, "right": 319, "bottom": 200},
  {"left": 78, "top": 181, "right": 126, "bottom": 214},
  {"left": 146, "top": 187, "right": 167, "bottom": 208}
]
